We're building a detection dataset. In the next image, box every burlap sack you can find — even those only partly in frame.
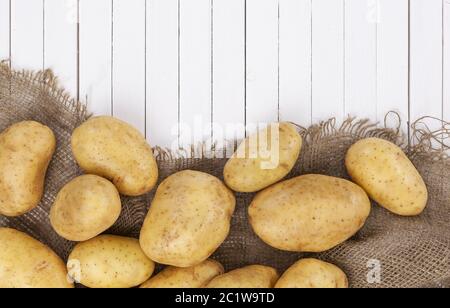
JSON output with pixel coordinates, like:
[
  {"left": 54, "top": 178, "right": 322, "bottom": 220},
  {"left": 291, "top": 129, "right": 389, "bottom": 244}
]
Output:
[{"left": 0, "top": 62, "right": 449, "bottom": 288}]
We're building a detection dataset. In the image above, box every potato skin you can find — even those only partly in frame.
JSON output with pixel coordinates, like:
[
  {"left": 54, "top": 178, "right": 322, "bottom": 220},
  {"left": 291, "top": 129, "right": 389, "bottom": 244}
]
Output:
[
  {"left": 140, "top": 259, "right": 224, "bottom": 288},
  {"left": 345, "top": 138, "right": 428, "bottom": 216},
  {"left": 68, "top": 235, "right": 155, "bottom": 288},
  {"left": 205, "top": 265, "right": 279, "bottom": 288},
  {"left": 0, "top": 121, "right": 56, "bottom": 216},
  {"left": 224, "top": 122, "right": 302, "bottom": 193},
  {"left": 139, "top": 170, "right": 236, "bottom": 268},
  {"left": 249, "top": 174, "right": 371, "bottom": 252},
  {"left": 50, "top": 175, "right": 122, "bottom": 242},
  {"left": 0, "top": 228, "right": 73, "bottom": 288},
  {"left": 71, "top": 116, "right": 158, "bottom": 196},
  {"left": 275, "top": 259, "right": 348, "bottom": 288}
]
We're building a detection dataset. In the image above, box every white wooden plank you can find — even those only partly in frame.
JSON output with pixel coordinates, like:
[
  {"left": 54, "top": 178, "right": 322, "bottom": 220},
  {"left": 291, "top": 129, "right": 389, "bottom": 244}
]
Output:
[
  {"left": 0, "top": 0, "right": 9, "bottom": 61},
  {"left": 246, "top": 0, "right": 279, "bottom": 132},
  {"left": 345, "top": 0, "right": 377, "bottom": 119},
  {"left": 79, "top": 0, "right": 112, "bottom": 116},
  {"left": 179, "top": 0, "right": 212, "bottom": 148},
  {"left": 444, "top": 0, "right": 450, "bottom": 122},
  {"left": 213, "top": 0, "right": 246, "bottom": 150},
  {"left": 377, "top": 0, "right": 409, "bottom": 132},
  {"left": 10, "top": 0, "right": 44, "bottom": 70},
  {"left": 44, "top": 0, "right": 78, "bottom": 97},
  {"left": 311, "top": 0, "right": 345, "bottom": 122},
  {"left": 279, "top": 0, "right": 312, "bottom": 126},
  {"left": 410, "top": 0, "right": 443, "bottom": 132},
  {"left": 112, "top": 0, "right": 146, "bottom": 135},
  {"left": 146, "top": 0, "right": 179, "bottom": 149}
]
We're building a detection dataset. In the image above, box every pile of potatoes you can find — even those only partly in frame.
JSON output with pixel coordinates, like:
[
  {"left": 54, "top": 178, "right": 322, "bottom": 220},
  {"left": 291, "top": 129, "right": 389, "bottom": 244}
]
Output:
[{"left": 0, "top": 117, "right": 428, "bottom": 288}]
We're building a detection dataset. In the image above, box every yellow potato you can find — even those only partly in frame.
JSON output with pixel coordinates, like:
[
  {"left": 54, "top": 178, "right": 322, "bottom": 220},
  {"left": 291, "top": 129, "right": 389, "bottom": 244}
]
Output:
[
  {"left": 0, "top": 121, "right": 56, "bottom": 216},
  {"left": 249, "top": 174, "right": 371, "bottom": 252},
  {"left": 50, "top": 175, "right": 122, "bottom": 242},
  {"left": 205, "top": 265, "right": 279, "bottom": 288},
  {"left": 224, "top": 122, "right": 302, "bottom": 192},
  {"left": 275, "top": 259, "right": 348, "bottom": 288},
  {"left": 140, "top": 259, "right": 224, "bottom": 288},
  {"left": 0, "top": 228, "right": 73, "bottom": 288},
  {"left": 71, "top": 116, "right": 158, "bottom": 196},
  {"left": 345, "top": 137, "right": 428, "bottom": 216},
  {"left": 68, "top": 235, "right": 155, "bottom": 288},
  {"left": 140, "top": 170, "right": 236, "bottom": 267}
]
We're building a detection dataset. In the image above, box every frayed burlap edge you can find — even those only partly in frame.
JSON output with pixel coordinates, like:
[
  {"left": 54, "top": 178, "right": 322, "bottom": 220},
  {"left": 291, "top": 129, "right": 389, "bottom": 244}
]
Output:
[
  {"left": 3, "top": 60, "right": 447, "bottom": 164},
  {"left": 0, "top": 60, "right": 89, "bottom": 121}
]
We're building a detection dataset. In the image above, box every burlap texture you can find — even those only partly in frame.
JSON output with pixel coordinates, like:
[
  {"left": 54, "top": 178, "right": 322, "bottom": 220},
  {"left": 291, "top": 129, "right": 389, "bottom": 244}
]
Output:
[{"left": 0, "top": 62, "right": 449, "bottom": 288}]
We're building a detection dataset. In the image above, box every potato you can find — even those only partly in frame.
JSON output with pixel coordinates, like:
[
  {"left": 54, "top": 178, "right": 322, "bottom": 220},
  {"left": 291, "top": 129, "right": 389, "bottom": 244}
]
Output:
[
  {"left": 205, "top": 265, "right": 279, "bottom": 288},
  {"left": 224, "top": 122, "right": 302, "bottom": 192},
  {"left": 345, "top": 137, "right": 428, "bottom": 216},
  {"left": 249, "top": 174, "right": 371, "bottom": 252},
  {"left": 0, "top": 121, "right": 56, "bottom": 216},
  {"left": 140, "top": 170, "right": 236, "bottom": 267},
  {"left": 275, "top": 259, "right": 348, "bottom": 288},
  {"left": 71, "top": 116, "right": 158, "bottom": 196},
  {"left": 50, "top": 175, "right": 121, "bottom": 241},
  {"left": 140, "top": 259, "right": 224, "bottom": 288},
  {"left": 67, "top": 235, "right": 154, "bottom": 288},
  {"left": 0, "top": 228, "right": 73, "bottom": 288}
]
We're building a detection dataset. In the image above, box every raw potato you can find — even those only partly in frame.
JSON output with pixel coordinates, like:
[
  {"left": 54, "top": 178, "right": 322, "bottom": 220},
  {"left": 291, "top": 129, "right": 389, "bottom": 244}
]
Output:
[
  {"left": 0, "top": 121, "right": 56, "bottom": 216},
  {"left": 205, "top": 265, "right": 279, "bottom": 288},
  {"left": 0, "top": 228, "right": 73, "bottom": 288},
  {"left": 346, "top": 137, "right": 428, "bottom": 216},
  {"left": 68, "top": 235, "right": 155, "bottom": 288},
  {"left": 224, "top": 122, "right": 302, "bottom": 192},
  {"left": 50, "top": 175, "right": 122, "bottom": 242},
  {"left": 275, "top": 259, "right": 348, "bottom": 288},
  {"left": 140, "top": 170, "right": 236, "bottom": 267},
  {"left": 249, "top": 174, "right": 371, "bottom": 252},
  {"left": 71, "top": 116, "right": 158, "bottom": 196},
  {"left": 140, "top": 259, "right": 224, "bottom": 288}
]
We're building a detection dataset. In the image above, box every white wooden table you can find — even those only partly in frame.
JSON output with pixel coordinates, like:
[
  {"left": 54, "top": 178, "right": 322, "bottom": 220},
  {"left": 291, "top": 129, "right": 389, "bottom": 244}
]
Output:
[{"left": 0, "top": 0, "right": 449, "bottom": 149}]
